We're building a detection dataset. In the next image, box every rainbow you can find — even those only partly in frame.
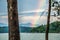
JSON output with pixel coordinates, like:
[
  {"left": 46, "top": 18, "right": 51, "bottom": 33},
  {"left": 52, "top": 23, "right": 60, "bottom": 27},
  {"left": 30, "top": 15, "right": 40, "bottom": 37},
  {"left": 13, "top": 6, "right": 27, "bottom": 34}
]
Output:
[{"left": 31, "top": 0, "right": 47, "bottom": 27}]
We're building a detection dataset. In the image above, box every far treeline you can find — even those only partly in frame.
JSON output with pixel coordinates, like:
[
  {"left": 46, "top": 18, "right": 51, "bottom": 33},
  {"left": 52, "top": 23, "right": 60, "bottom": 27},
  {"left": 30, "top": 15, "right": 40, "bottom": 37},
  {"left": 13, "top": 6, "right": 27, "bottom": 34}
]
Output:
[{"left": 31, "top": 21, "right": 60, "bottom": 33}]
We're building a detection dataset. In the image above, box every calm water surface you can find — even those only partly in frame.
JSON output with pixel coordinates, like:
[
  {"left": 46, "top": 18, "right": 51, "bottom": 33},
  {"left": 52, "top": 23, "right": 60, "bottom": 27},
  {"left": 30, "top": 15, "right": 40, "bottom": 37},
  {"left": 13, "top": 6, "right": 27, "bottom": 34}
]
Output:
[{"left": 0, "top": 33, "right": 60, "bottom": 40}]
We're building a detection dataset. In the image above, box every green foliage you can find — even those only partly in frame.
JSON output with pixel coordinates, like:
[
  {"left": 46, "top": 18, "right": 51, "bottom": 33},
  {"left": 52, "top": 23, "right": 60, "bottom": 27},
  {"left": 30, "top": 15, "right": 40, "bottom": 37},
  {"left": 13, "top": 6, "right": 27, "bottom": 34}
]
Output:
[
  {"left": 31, "top": 21, "right": 60, "bottom": 33},
  {"left": 31, "top": 25, "right": 45, "bottom": 33}
]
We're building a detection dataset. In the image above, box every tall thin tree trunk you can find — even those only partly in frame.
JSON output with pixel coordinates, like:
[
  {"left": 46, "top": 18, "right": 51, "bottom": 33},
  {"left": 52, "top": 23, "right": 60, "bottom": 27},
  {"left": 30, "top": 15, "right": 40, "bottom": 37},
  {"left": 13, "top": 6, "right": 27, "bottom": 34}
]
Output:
[
  {"left": 7, "top": 0, "right": 20, "bottom": 40},
  {"left": 45, "top": 0, "right": 51, "bottom": 40}
]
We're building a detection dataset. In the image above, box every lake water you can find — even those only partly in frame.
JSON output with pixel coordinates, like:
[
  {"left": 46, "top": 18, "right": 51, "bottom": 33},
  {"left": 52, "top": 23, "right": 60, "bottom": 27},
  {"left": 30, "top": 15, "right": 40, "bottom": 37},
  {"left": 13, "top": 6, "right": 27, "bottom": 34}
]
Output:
[{"left": 0, "top": 33, "right": 60, "bottom": 40}]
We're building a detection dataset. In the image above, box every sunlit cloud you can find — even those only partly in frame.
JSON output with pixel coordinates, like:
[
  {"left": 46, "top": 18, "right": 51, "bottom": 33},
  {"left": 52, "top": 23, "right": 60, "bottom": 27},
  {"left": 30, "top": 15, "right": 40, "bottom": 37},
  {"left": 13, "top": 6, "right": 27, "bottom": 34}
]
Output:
[
  {"left": 19, "top": 16, "right": 57, "bottom": 27},
  {"left": 20, "top": 9, "right": 46, "bottom": 13},
  {"left": 0, "top": 15, "right": 58, "bottom": 27},
  {"left": 0, "top": 16, "right": 8, "bottom": 18}
]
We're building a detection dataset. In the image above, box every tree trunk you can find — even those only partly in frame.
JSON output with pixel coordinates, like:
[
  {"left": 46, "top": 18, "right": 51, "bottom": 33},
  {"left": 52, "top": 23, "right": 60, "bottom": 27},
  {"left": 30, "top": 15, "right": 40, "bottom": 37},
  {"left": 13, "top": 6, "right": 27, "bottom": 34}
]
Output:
[
  {"left": 45, "top": 0, "right": 51, "bottom": 40},
  {"left": 7, "top": 0, "right": 20, "bottom": 40}
]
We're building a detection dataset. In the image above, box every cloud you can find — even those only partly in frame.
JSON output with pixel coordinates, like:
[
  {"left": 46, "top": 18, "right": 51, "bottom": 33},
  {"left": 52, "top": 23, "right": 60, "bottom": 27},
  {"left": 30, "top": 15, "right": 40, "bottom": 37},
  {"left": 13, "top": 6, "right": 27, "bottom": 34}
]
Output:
[
  {"left": 20, "top": 9, "right": 48, "bottom": 13},
  {"left": 0, "top": 13, "right": 57, "bottom": 27},
  {"left": 0, "top": 16, "right": 8, "bottom": 25},
  {"left": 0, "top": 16, "right": 8, "bottom": 18},
  {"left": 19, "top": 16, "right": 57, "bottom": 27},
  {"left": 38, "top": 16, "right": 57, "bottom": 25}
]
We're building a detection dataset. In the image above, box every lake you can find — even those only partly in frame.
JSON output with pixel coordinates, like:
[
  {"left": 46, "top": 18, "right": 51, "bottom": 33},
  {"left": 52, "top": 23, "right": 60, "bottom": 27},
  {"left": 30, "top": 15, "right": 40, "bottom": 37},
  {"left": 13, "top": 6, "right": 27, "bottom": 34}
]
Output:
[{"left": 0, "top": 33, "right": 60, "bottom": 40}]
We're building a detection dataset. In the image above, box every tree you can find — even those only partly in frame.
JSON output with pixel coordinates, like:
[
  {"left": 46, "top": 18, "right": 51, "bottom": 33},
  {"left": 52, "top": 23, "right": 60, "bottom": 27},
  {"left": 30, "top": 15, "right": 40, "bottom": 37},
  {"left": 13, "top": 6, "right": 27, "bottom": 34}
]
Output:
[
  {"left": 7, "top": 0, "right": 20, "bottom": 40},
  {"left": 52, "top": 1, "right": 60, "bottom": 32},
  {"left": 45, "top": 0, "right": 51, "bottom": 40}
]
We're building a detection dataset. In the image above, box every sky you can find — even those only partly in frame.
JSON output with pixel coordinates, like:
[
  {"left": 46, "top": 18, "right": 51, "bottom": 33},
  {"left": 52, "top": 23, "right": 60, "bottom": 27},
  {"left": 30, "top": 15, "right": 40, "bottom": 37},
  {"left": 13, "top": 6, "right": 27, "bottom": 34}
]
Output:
[{"left": 0, "top": 0, "right": 59, "bottom": 27}]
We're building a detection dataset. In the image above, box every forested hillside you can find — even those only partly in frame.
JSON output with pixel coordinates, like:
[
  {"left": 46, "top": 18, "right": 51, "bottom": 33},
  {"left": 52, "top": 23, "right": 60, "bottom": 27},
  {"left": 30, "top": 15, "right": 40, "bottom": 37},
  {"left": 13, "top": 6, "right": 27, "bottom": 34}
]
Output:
[{"left": 31, "top": 21, "right": 60, "bottom": 33}]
